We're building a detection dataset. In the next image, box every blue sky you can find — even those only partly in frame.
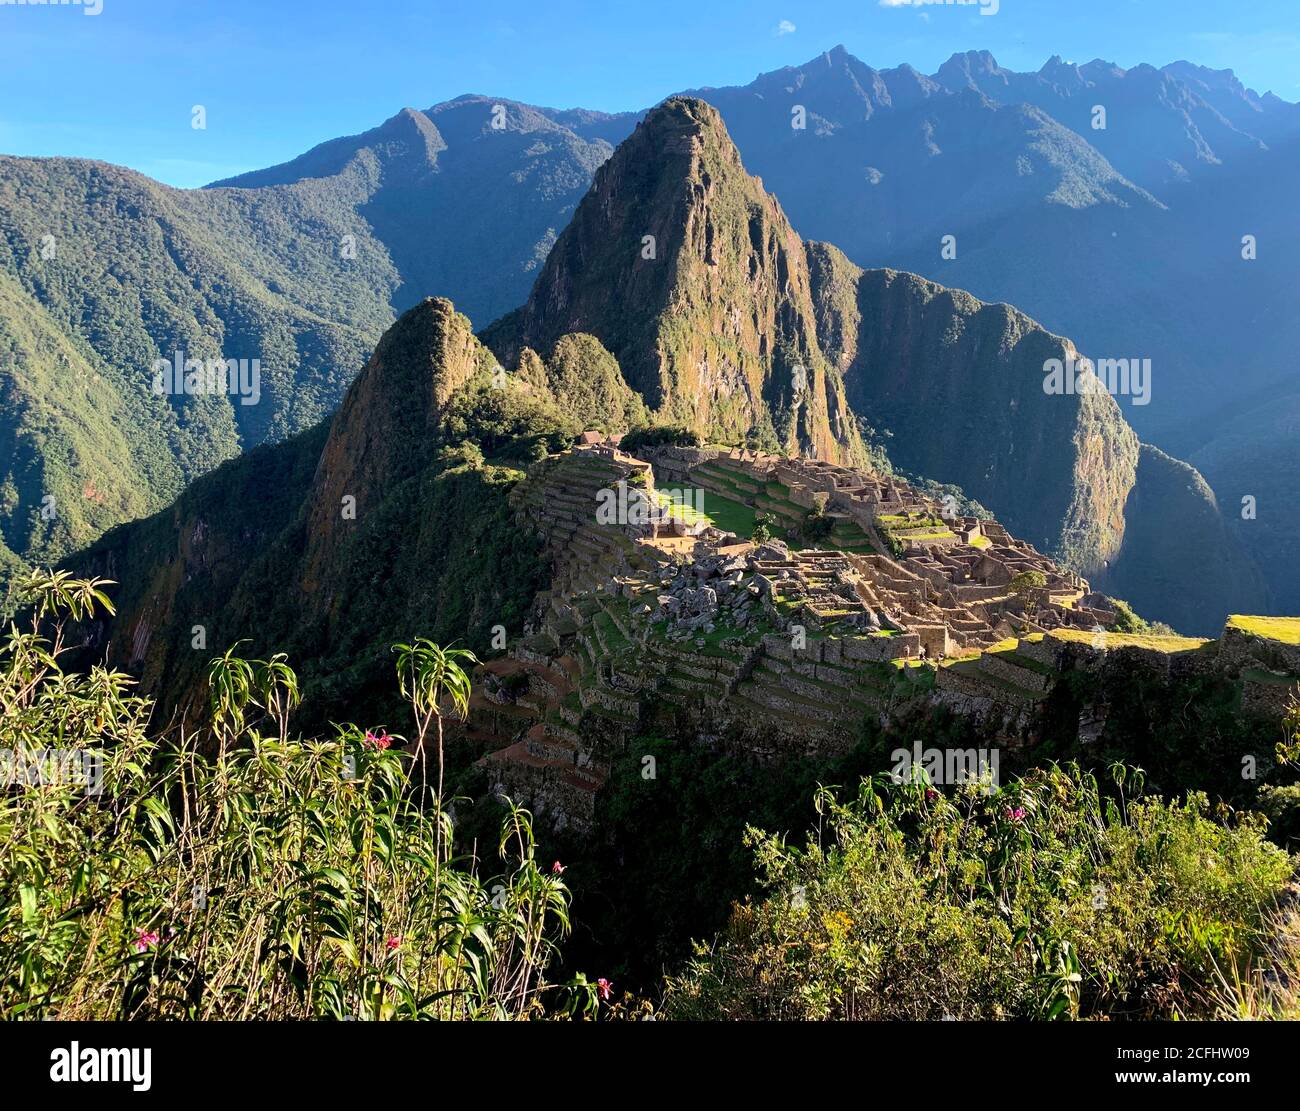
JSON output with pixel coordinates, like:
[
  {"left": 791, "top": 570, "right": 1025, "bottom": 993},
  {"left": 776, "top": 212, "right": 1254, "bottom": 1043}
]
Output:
[{"left": 2, "top": 0, "right": 1297, "bottom": 188}]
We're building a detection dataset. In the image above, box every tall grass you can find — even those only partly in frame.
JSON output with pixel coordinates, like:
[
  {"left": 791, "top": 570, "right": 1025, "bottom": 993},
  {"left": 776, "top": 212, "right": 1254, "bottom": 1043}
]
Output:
[{"left": 0, "top": 571, "right": 592, "bottom": 1019}]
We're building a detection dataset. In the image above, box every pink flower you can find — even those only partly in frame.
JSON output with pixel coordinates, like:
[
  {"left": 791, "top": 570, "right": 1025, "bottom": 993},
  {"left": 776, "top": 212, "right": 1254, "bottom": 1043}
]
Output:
[
  {"left": 1005, "top": 806, "right": 1026, "bottom": 822},
  {"left": 385, "top": 936, "right": 402, "bottom": 953},
  {"left": 551, "top": 861, "right": 565, "bottom": 875},
  {"left": 363, "top": 730, "right": 392, "bottom": 751},
  {"left": 597, "top": 977, "right": 613, "bottom": 1001},
  {"left": 133, "top": 928, "right": 160, "bottom": 952},
  {"left": 925, "top": 788, "right": 939, "bottom": 802}
]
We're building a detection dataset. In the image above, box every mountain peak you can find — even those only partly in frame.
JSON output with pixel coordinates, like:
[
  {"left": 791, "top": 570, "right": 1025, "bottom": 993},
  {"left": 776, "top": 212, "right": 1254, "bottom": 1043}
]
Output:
[
  {"left": 374, "top": 105, "right": 447, "bottom": 156},
  {"left": 945, "top": 48, "right": 1002, "bottom": 72},
  {"left": 646, "top": 95, "right": 729, "bottom": 136},
  {"left": 481, "top": 94, "right": 860, "bottom": 461},
  {"left": 934, "top": 49, "right": 1008, "bottom": 92},
  {"left": 1039, "top": 54, "right": 1085, "bottom": 85},
  {"left": 302, "top": 296, "right": 487, "bottom": 585},
  {"left": 321, "top": 296, "right": 483, "bottom": 489},
  {"left": 208, "top": 106, "right": 445, "bottom": 189}
]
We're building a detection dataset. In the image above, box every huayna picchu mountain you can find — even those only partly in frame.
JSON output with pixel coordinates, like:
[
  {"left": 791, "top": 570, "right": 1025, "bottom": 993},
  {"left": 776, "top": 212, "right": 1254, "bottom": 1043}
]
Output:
[{"left": 482, "top": 98, "right": 863, "bottom": 465}]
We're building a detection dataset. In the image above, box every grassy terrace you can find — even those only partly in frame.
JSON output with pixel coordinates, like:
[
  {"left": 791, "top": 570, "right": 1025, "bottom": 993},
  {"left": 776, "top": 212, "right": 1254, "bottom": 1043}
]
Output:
[
  {"left": 1228, "top": 616, "right": 1300, "bottom": 645},
  {"left": 1049, "top": 628, "right": 1212, "bottom": 653},
  {"left": 875, "top": 511, "right": 958, "bottom": 546},
  {"left": 877, "top": 513, "right": 946, "bottom": 527},
  {"left": 675, "top": 460, "right": 881, "bottom": 553},
  {"left": 676, "top": 472, "right": 793, "bottom": 541},
  {"left": 696, "top": 461, "right": 764, "bottom": 494},
  {"left": 939, "top": 636, "right": 1020, "bottom": 667},
  {"left": 696, "top": 490, "right": 766, "bottom": 538}
]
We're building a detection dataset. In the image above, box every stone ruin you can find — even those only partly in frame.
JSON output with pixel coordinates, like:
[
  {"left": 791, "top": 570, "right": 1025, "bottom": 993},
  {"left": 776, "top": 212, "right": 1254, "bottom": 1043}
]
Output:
[{"left": 458, "top": 442, "right": 1300, "bottom": 832}]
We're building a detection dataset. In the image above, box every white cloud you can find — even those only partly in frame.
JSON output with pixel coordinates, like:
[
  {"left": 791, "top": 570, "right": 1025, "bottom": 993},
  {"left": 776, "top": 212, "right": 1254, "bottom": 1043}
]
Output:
[{"left": 775, "top": 19, "right": 797, "bottom": 36}]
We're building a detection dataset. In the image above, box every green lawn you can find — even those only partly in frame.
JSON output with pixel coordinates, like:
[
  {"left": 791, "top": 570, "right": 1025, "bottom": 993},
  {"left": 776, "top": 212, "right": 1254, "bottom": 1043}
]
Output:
[
  {"left": 1049, "top": 628, "right": 1211, "bottom": 653},
  {"left": 1228, "top": 616, "right": 1300, "bottom": 645},
  {"left": 694, "top": 489, "right": 793, "bottom": 541}
]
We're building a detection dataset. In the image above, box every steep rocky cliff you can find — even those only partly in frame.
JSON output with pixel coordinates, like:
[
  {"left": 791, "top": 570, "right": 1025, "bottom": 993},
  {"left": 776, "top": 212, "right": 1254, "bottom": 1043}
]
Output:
[
  {"left": 300, "top": 297, "right": 492, "bottom": 594},
  {"left": 1094, "top": 445, "right": 1269, "bottom": 634},
  {"left": 807, "top": 245, "right": 1139, "bottom": 572},
  {"left": 482, "top": 97, "right": 863, "bottom": 463},
  {"left": 72, "top": 297, "right": 551, "bottom": 726},
  {"left": 805, "top": 243, "right": 1259, "bottom": 632}
]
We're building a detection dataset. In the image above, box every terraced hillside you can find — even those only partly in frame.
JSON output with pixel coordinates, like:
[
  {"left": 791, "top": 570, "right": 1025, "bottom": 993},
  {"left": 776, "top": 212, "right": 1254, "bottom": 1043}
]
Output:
[{"left": 465, "top": 442, "right": 1300, "bottom": 829}]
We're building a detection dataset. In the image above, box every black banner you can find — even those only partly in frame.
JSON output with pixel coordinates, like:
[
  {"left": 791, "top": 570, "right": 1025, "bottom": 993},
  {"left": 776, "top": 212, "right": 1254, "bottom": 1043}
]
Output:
[{"left": 0, "top": 1019, "right": 1291, "bottom": 1098}]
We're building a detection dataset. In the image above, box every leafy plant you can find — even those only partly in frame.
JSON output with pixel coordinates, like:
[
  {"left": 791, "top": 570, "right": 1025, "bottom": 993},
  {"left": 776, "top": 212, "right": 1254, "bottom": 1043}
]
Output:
[
  {"left": 0, "top": 573, "right": 579, "bottom": 1019},
  {"left": 751, "top": 512, "right": 776, "bottom": 546},
  {"left": 663, "top": 763, "right": 1292, "bottom": 1020}
]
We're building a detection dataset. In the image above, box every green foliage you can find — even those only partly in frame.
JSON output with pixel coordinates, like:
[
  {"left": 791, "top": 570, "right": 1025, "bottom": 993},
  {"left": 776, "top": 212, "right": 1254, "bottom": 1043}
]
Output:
[
  {"left": 0, "top": 157, "right": 384, "bottom": 586},
  {"left": 542, "top": 334, "right": 648, "bottom": 435},
  {"left": 0, "top": 575, "right": 583, "bottom": 1019},
  {"left": 439, "top": 376, "right": 578, "bottom": 465},
  {"left": 907, "top": 475, "right": 991, "bottom": 520},
  {"left": 664, "top": 765, "right": 1292, "bottom": 1020},
  {"left": 618, "top": 425, "right": 701, "bottom": 453},
  {"left": 1010, "top": 570, "right": 1049, "bottom": 598},
  {"left": 751, "top": 512, "right": 775, "bottom": 545},
  {"left": 0, "top": 103, "right": 616, "bottom": 587},
  {"left": 550, "top": 731, "right": 889, "bottom": 989},
  {"left": 800, "top": 497, "right": 835, "bottom": 543},
  {"left": 1281, "top": 697, "right": 1300, "bottom": 770},
  {"left": 1257, "top": 785, "right": 1300, "bottom": 852},
  {"left": 1109, "top": 597, "right": 1177, "bottom": 636}
]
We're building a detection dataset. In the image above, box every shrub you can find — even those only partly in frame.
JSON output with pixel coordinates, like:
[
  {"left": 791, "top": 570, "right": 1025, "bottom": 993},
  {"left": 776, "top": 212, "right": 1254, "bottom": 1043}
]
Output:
[
  {"left": 1109, "top": 597, "right": 1178, "bottom": 637},
  {"left": 663, "top": 764, "right": 1293, "bottom": 1020},
  {"left": 800, "top": 498, "right": 835, "bottom": 543},
  {"left": 619, "top": 425, "right": 701, "bottom": 453}
]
